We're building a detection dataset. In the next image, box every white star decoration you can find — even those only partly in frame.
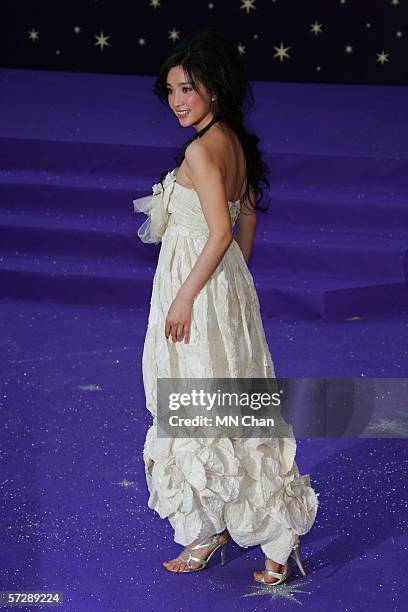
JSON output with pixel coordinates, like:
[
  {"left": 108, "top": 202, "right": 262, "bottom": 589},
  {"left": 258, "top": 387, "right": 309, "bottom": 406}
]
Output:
[
  {"left": 169, "top": 28, "right": 180, "bottom": 42},
  {"left": 241, "top": 578, "right": 313, "bottom": 604},
  {"left": 112, "top": 478, "right": 137, "bottom": 489},
  {"left": 310, "top": 22, "right": 323, "bottom": 35},
  {"left": 94, "top": 31, "right": 110, "bottom": 50},
  {"left": 23, "top": 2, "right": 402, "bottom": 80},
  {"left": 28, "top": 29, "right": 39, "bottom": 42},
  {"left": 366, "top": 418, "right": 408, "bottom": 436},
  {"left": 273, "top": 42, "right": 291, "bottom": 62},
  {"left": 77, "top": 384, "right": 102, "bottom": 391},
  {"left": 376, "top": 50, "right": 390, "bottom": 64},
  {"left": 240, "top": 0, "right": 257, "bottom": 15}
]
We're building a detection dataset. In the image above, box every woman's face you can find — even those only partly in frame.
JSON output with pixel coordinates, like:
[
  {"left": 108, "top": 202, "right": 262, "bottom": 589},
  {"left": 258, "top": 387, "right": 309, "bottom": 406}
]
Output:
[{"left": 166, "top": 65, "right": 214, "bottom": 133}]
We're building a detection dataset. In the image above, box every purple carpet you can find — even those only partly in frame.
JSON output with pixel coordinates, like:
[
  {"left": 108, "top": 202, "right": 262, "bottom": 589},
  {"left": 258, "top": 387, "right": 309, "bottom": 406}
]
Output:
[{"left": 0, "top": 67, "right": 407, "bottom": 611}]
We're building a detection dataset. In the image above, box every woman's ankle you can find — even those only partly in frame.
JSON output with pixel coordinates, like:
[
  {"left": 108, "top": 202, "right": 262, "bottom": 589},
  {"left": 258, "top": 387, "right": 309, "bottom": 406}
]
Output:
[
  {"left": 218, "top": 529, "right": 231, "bottom": 543},
  {"left": 266, "top": 558, "right": 284, "bottom": 568}
]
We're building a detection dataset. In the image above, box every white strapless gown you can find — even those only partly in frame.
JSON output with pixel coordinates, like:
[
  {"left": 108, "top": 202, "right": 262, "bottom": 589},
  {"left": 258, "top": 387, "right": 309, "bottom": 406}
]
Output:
[{"left": 132, "top": 168, "right": 319, "bottom": 562}]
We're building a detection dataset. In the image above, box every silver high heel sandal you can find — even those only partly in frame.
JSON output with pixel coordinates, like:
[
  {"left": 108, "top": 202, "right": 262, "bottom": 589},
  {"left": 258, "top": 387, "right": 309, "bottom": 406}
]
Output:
[
  {"left": 254, "top": 540, "right": 307, "bottom": 585},
  {"left": 164, "top": 533, "right": 230, "bottom": 573}
]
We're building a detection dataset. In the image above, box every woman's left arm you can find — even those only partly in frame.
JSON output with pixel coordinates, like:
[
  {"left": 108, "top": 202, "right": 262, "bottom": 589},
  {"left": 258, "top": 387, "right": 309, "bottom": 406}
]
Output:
[{"left": 165, "top": 142, "right": 234, "bottom": 343}]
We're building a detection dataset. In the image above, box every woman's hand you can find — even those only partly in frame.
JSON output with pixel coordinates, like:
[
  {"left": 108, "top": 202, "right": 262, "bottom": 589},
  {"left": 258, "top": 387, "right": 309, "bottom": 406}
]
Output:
[{"left": 165, "top": 293, "right": 193, "bottom": 343}]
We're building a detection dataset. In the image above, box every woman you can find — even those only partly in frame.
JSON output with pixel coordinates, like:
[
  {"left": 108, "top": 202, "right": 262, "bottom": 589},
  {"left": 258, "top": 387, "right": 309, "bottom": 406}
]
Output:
[{"left": 133, "top": 28, "right": 319, "bottom": 585}]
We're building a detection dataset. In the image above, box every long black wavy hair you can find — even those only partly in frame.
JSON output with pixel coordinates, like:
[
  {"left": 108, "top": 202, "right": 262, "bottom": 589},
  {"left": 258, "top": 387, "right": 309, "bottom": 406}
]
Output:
[{"left": 152, "top": 27, "right": 270, "bottom": 214}]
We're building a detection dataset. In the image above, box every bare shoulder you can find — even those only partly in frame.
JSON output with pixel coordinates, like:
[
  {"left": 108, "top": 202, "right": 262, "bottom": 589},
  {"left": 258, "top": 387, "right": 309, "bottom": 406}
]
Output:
[
  {"left": 184, "top": 124, "right": 236, "bottom": 174},
  {"left": 185, "top": 137, "right": 210, "bottom": 162},
  {"left": 185, "top": 135, "right": 218, "bottom": 162},
  {"left": 182, "top": 137, "right": 233, "bottom": 239},
  {"left": 184, "top": 138, "right": 222, "bottom": 182},
  {"left": 184, "top": 124, "right": 246, "bottom": 202}
]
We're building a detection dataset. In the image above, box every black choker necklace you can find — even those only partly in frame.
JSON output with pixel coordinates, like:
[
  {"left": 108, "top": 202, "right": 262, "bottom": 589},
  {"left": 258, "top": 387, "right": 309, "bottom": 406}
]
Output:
[{"left": 195, "top": 113, "right": 223, "bottom": 140}]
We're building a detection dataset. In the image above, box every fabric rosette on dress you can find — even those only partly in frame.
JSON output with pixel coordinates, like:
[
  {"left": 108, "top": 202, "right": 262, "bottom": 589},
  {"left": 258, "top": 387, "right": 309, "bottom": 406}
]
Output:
[
  {"left": 143, "top": 422, "right": 319, "bottom": 548},
  {"left": 132, "top": 170, "right": 176, "bottom": 244}
]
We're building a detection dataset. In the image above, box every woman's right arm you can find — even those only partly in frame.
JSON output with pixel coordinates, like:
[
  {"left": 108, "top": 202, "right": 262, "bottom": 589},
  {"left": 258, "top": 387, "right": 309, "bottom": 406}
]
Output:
[{"left": 235, "top": 189, "right": 257, "bottom": 263}]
